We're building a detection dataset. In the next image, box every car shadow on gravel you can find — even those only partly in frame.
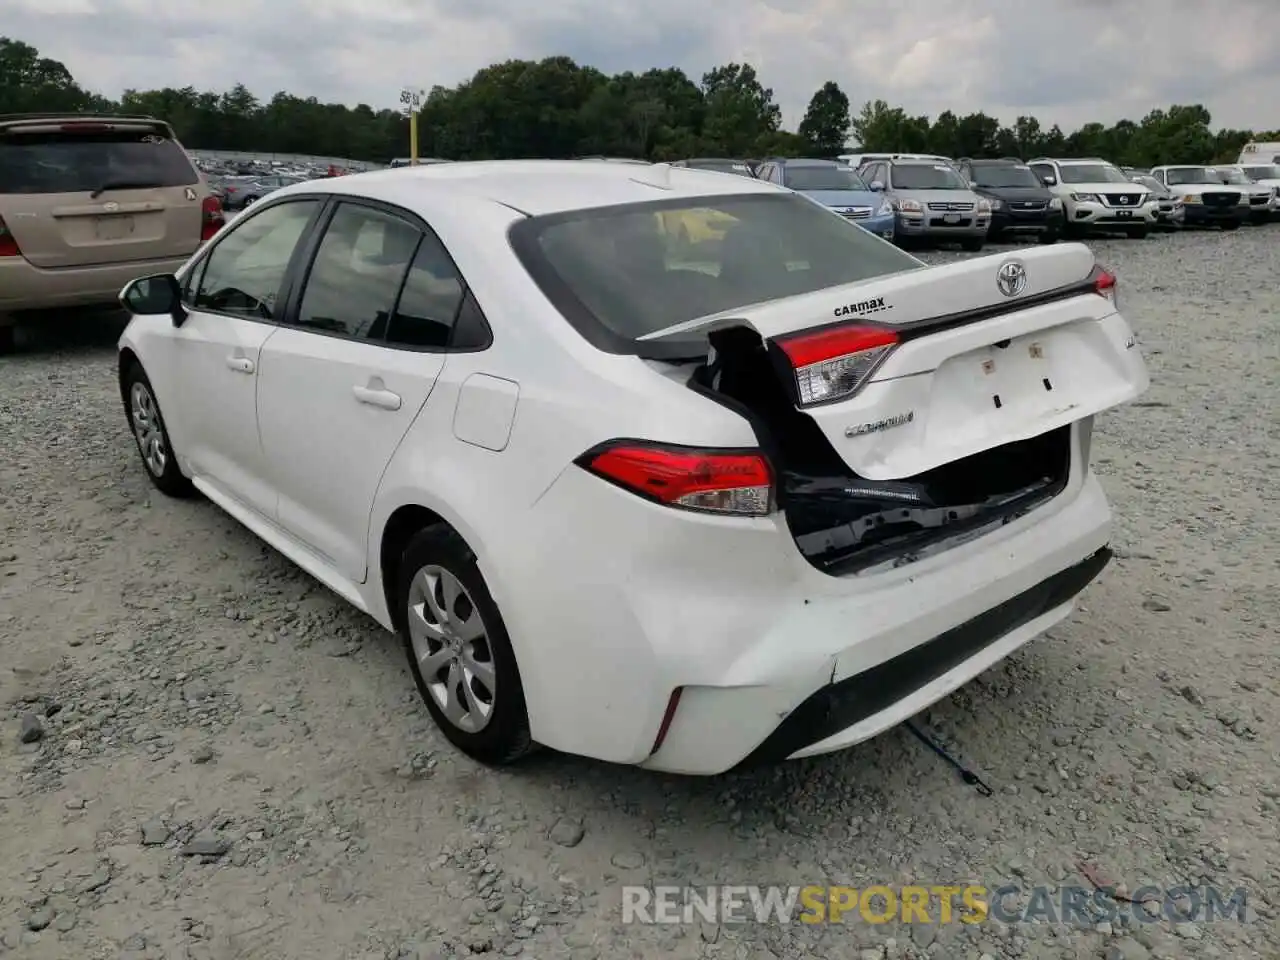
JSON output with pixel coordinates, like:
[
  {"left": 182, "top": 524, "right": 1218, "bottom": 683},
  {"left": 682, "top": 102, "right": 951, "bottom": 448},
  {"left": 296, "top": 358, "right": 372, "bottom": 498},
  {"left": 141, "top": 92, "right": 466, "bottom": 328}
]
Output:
[{"left": 1, "top": 308, "right": 129, "bottom": 357}]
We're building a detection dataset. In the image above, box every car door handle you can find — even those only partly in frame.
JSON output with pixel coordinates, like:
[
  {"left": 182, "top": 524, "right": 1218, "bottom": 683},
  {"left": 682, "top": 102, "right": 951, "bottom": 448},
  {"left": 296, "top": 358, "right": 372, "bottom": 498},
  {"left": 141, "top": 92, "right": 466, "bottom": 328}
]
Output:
[
  {"left": 226, "top": 356, "right": 255, "bottom": 374},
  {"left": 353, "top": 385, "right": 402, "bottom": 411}
]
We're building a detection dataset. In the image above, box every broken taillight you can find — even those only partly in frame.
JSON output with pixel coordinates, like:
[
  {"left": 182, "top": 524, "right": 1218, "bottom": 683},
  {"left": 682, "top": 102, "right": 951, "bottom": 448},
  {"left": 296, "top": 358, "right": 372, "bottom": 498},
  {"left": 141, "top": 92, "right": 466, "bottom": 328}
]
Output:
[
  {"left": 576, "top": 440, "right": 773, "bottom": 516},
  {"left": 1093, "top": 266, "right": 1117, "bottom": 307},
  {"left": 773, "top": 323, "right": 899, "bottom": 407},
  {"left": 0, "top": 215, "right": 20, "bottom": 257},
  {"left": 200, "top": 196, "right": 225, "bottom": 242}
]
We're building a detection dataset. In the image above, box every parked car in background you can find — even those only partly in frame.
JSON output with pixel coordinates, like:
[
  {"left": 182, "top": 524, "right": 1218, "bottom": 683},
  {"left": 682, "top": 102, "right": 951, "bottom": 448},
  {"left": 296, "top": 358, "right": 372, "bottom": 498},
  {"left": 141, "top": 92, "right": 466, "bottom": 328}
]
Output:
[
  {"left": 220, "top": 174, "right": 306, "bottom": 211},
  {"left": 1237, "top": 162, "right": 1280, "bottom": 219},
  {"left": 0, "top": 112, "right": 223, "bottom": 353},
  {"left": 1147, "top": 166, "right": 1247, "bottom": 230},
  {"left": 1129, "top": 175, "right": 1185, "bottom": 230},
  {"left": 1214, "top": 165, "right": 1275, "bottom": 223},
  {"left": 837, "top": 152, "right": 952, "bottom": 169},
  {"left": 670, "top": 158, "right": 754, "bottom": 177},
  {"left": 1238, "top": 141, "right": 1280, "bottom": 164},
  {"left": 1027, "top": 158, "right": 1155, "bottom": 239},
  {"left": 955, "top": 157, "right": 1064, "bottom": 244},
  {"left": 857, "top": 158, "right": 990, "bottom": 250},
  {"left": 753, "top": 158, "right": 895, "bottom": 240},
  {"left": 113, "top": 159, "right": 1147, "bottom": 774}
]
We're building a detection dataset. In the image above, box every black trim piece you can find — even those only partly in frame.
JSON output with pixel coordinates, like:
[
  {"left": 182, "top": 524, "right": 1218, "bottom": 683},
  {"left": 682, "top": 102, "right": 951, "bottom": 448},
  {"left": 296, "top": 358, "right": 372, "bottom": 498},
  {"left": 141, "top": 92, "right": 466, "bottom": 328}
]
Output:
[
  {"left": 733, "top": 545, "right": 1113, "bottom": 769},
  {"left": 573, "top": 437, "right": 775, "bottom": 516}
]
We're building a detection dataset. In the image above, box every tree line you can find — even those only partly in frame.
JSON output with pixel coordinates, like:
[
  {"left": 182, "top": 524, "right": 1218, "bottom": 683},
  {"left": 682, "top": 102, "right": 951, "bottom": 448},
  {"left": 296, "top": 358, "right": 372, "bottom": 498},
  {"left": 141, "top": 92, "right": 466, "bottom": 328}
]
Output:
[{"left": 3, "top": 36, "right": 1276, "bottom": 167}]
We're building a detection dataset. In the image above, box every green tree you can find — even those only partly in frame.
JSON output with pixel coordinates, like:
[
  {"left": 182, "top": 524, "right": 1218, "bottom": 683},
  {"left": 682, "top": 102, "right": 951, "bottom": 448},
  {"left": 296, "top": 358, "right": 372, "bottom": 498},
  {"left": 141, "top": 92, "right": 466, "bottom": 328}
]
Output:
[
  {"left": 700, "top": 63, "right": 782, "bottom": 156},
  {"left": 797, "top": 81, "right": 851, "bottom": 156}
]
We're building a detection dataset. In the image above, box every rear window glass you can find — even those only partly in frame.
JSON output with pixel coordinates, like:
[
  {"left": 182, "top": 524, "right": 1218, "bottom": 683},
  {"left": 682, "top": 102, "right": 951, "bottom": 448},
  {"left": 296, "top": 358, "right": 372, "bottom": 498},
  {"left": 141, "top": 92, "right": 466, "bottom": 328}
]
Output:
[
  {"left": 508, "top": 192, "right": 920, "bottom": 357},
  {"left": 0, "top": 126, "right": 198, "bottom": 195}
]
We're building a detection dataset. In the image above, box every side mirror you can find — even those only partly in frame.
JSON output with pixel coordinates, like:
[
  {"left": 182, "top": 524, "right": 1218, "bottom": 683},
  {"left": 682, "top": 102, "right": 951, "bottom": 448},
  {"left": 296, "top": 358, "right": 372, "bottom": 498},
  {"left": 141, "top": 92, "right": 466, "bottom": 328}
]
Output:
[
  {"left": 869, "top": 181, "right": 885, "bottom": 191},
  {"left": 1039, "top": 175, "right": 1057, "bottom": 186},
  {"left": 120, "top": 274, "right": 186, "bottom": 327}
]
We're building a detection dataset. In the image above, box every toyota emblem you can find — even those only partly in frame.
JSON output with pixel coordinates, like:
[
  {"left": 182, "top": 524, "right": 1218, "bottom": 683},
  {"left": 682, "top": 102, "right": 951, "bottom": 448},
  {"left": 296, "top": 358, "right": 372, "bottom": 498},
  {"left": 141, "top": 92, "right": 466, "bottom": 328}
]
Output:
[
  {"left": 996, "top": 260, "right": 1027, "bottom": 298},
  {"left": 102, "top": 201, "right": 119, "bottom": 212}
]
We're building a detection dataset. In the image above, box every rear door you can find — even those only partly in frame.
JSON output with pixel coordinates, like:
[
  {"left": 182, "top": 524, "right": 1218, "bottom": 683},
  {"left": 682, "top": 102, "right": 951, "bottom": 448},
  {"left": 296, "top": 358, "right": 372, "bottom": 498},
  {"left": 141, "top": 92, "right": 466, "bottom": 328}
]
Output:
[
  {"left": 255, "top": 199, "right": 462, "bottom": 582},
  {"left": 0, "top": 117, "right": 206, "bottom": 267}
]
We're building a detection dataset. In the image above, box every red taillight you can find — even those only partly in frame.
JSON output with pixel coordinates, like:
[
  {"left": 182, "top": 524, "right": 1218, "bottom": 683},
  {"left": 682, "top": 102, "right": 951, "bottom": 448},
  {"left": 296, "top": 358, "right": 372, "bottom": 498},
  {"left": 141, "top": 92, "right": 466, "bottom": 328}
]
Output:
[
  {"left": 1094, "top": 267, "right": 1116, "bottom": 300},
  {"left": 200, "top": 196, "right": 224, "bottom": 242},
  {"left": 0, "top": 215, "right": 20, "bottom": 257},
  {"left": 577, "top": 441, "right": 773, "bottom": 516},
  {"left": 773, "top": 323, "right": 899, "bottom": 406},
  {"left": 650, "top": 688, "right": 684, "bottom": 756}
]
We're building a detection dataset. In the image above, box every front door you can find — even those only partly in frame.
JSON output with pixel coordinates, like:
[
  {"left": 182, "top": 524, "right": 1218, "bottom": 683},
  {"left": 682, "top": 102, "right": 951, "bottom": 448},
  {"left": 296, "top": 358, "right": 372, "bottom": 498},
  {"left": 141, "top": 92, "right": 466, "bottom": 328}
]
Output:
[{"left": 173, "top": 198, "right": 320, "bottom": 517}]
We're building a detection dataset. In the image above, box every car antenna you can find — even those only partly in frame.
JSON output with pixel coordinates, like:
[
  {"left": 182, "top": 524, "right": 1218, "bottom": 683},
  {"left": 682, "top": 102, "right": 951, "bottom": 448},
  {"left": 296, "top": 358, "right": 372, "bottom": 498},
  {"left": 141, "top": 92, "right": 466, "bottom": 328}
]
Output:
[
  {"left": 631, "top": 162, "right": 674, "bottom": 190},
  {"left": 903, "top": 720, "right": 993, "bottom": 795}
]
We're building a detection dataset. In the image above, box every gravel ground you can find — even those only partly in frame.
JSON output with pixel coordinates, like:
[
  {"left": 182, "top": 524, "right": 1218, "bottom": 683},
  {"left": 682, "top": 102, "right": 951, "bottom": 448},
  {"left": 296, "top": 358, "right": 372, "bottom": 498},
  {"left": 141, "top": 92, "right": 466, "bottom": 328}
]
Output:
[{"left": 2, "top": 226, "right": 1277, "bottom": 960}]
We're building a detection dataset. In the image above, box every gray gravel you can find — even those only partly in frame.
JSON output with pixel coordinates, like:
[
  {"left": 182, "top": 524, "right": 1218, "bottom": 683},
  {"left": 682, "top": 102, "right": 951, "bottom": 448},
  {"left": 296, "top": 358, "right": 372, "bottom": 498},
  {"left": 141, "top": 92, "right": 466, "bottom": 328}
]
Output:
[{"left": 2, "top": 227, "right": 1278, "bottom": 960}]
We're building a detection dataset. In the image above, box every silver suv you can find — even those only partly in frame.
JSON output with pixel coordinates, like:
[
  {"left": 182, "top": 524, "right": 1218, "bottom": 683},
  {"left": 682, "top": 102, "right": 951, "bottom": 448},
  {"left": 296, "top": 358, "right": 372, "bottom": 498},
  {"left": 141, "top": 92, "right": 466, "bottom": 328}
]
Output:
[{"left": 857, "top": 158, "right": 990, "bottom": 250}]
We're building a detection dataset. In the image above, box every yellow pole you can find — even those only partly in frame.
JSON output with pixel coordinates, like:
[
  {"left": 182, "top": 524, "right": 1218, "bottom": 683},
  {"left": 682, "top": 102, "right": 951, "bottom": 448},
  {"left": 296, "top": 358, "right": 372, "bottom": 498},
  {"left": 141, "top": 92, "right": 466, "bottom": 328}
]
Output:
[{"left": 409, "top": 110, "right": 419, "bottom": 166}]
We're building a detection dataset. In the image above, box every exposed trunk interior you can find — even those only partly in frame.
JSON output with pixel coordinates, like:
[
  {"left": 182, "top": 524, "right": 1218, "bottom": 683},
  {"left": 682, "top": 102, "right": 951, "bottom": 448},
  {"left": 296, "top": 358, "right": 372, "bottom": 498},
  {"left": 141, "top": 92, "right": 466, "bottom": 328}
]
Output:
[{"left": 692, "top": 326, "right": 1072, "bottom": 576}]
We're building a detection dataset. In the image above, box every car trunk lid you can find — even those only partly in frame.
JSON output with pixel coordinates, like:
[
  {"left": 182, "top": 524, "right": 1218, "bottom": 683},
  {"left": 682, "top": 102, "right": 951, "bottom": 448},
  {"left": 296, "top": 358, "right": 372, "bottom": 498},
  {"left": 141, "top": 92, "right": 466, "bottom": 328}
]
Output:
[
  {"left": 0, "top": 117, "right": 204, "bottom": 268},
  {"left": 647, "top": 243, "right": 1148, "bottom": 480}
]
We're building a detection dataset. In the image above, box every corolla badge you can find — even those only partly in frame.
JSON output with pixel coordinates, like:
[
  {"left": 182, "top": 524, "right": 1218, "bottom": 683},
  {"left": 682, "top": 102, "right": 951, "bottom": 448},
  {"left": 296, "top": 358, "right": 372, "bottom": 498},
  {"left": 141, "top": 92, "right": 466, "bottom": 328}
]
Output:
[{"left": 996, "top": 260, "right": 1027, "bottom": 298}]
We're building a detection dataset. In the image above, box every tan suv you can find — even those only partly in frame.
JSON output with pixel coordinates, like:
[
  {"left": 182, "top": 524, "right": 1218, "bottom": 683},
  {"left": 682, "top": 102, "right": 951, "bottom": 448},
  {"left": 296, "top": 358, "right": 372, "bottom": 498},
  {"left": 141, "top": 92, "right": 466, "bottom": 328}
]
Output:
[{"left": 0, "top": 113, "right": 225, "bottom": 351}]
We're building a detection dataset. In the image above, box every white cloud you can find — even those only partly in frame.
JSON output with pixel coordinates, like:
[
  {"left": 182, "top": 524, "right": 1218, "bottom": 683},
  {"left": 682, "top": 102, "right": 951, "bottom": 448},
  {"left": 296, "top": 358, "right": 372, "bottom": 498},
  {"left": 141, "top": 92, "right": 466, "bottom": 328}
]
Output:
[{"left": 6, "top": 0, "right": 1279, "bottom": 132}]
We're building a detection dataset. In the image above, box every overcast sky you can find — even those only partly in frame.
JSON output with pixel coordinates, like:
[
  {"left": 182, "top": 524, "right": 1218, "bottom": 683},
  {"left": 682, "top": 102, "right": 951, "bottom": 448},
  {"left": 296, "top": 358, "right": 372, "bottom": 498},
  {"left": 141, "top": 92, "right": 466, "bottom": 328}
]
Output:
[{"left": 8, "top": 0, "right": 1279, "bottom": 134}]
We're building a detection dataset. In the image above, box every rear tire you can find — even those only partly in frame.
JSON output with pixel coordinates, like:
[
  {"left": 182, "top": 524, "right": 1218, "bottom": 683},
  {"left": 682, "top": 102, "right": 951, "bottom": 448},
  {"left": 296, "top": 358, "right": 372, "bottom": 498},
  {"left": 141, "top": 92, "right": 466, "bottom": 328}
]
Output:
[
  {"left": 123, "top": 362, "right": 195, "bottom": 498},
  {"left": 397, "top": 525, "right": 536, "bottom": 766},
  {"left": 960, "top": 238, "right": 984, "bottom": 252}
]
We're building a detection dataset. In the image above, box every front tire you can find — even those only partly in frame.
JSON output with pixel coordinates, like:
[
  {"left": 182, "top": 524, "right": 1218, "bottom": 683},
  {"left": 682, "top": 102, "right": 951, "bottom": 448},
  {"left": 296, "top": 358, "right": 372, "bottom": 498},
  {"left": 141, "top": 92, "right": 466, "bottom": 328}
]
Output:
[
  {"left": 1126, "top": 226, "right": 1149, "bottom": 239},
  {"left": 1221, "top": 220, "right": 1240, "bottom": 231},
  {"left": 398, "top": 525, "right": 535, "bottom": 766},
  {"left": 123, "top": 362, "right": 194, "bottom": 497}
]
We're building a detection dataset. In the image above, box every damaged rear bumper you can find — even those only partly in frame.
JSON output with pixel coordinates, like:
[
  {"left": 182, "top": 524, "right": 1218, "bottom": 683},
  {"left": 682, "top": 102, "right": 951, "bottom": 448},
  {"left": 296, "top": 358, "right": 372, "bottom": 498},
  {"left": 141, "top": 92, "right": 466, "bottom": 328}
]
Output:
[{"left": 640, "top": 466, "right": 1113, "bottom": 775}]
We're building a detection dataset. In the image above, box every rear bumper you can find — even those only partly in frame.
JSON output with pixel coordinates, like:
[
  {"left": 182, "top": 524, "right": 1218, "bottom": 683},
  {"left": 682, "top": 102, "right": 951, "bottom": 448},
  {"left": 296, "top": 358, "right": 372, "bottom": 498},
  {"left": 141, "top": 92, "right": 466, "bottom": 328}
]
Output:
[
  {"left": 0, "top": 254, "right": 192, "bottom": 314},
  {"left": 641, "top": 463, "right": 1113, "bottom": 775}
]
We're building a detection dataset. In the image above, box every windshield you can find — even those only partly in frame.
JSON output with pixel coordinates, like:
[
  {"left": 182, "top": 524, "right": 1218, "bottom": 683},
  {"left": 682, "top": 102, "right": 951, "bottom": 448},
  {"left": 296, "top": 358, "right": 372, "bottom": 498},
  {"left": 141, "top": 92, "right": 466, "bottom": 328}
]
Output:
[
  {"left": 1163, "top": 167, "right": 1218, "bottom": 185},
  {"left": 508, "top": 193, "right": 921, "bottom": 357},
  {"left": 784, "top": 165, "right": 868, "bottom": 191},
  {"left": 969, "top": 164, "right": 1042, "bottom": 188},
  {"left": 0, "top": 126, "right": 198, "bottom": 194},
  {"left": 889, "top": 164, "right": 967, "bottom": 189},
  {"left": 1217, "top": 168, "right": 1250, "bottom": 185},
  {"left": 1241, "top": 165, "right": 1280, "bottom": 179},
  {"left": 1058, "top": 163, "right": 1131, "bottom": 185}
]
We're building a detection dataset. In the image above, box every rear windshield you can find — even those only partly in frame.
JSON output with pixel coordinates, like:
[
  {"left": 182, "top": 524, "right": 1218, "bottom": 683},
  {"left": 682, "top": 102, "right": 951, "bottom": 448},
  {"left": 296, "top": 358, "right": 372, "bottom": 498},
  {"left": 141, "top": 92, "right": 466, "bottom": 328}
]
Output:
[
  {"left": 969, "top": 164, "right": 1041, "bottom": 188},
  {"left": 685, "top": 160, "right": 752, "bottom": 176},
  {"left": 0, "top": 126, "right": 198, "bottom": 195},
  {"left": 889, "top": 164, "right": 967, "bottom": 189},
  {"left": 508, "top": 192, "right": 921, "bottom": 358}
]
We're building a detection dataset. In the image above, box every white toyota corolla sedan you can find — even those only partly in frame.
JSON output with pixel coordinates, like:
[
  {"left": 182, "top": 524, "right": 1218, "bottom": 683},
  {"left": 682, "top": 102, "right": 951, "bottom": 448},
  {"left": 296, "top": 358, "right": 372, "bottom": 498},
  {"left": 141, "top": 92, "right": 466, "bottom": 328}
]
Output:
[{"left": 116, "top": 160, "right": 1149, "bottom": 775}]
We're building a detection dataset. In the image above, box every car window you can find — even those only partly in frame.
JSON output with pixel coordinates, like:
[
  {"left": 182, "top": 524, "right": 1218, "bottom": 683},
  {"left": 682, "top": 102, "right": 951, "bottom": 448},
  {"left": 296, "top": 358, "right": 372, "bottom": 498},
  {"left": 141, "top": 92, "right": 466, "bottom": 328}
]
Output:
[
  {"left": 295, "top": 202, "right": 421, "bottom": 339},
  {"left": 0, "top": 123, "right": 198, "bottom": 195},
  {"left": 384, "top": 232, "right": 467, "bottom": 348},
  {"left": 193, "top": 200, "right": 318, "bottom": 319}
]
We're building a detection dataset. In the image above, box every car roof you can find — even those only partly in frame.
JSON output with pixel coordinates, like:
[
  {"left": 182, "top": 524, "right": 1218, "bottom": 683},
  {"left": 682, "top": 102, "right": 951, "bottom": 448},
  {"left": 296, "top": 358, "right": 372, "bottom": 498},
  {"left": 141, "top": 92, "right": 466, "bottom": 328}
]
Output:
[
  {"left": 776, "top": 158, "right": 841, "bottom": 167},
  {"left": 279, "top": 159, "right": 780, "bottom": 217}
]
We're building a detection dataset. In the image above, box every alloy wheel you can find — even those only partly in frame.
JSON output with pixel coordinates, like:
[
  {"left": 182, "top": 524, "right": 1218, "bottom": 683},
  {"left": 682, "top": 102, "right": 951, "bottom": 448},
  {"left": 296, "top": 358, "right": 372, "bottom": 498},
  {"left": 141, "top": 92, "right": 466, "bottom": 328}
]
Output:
[
  {"left": 130, "top": 381, "right": 167, "bottom": 477},
  {"left": 407, "top": 565, "right": 497, "bottom": 732}
]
